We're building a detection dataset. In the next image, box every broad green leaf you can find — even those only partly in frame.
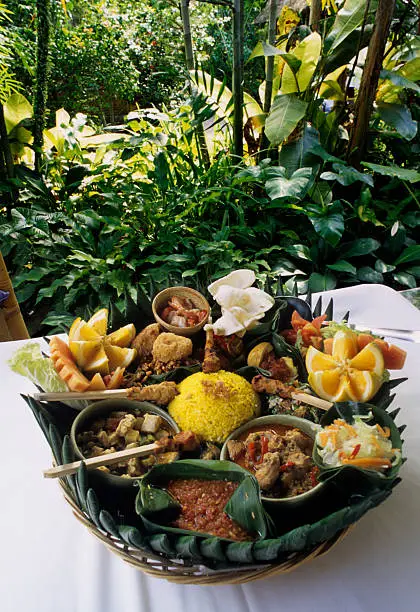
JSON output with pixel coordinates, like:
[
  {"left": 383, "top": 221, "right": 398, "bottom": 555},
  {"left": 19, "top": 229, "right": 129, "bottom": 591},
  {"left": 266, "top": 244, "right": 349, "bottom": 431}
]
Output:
[
  {"left": 379, "top": 69, "right": 420, "bottom": 95},
  {"left": 284, "top": 244, "right": 311, "bottom": 260},
  {"left": 357, "top": 267, "right": 384, "bottom": 283},
  {"left": 394, "top": 245, "right": 420, "bottom": 266},
  {"left": 375, "top": 259, "right": 395, "bottom": 274},
  {"left": 265, "top": 94, "right": 307, "bottom": 146},
  {"left": 377, "top": 104, "right": 417, "bottom": 141},
  {"left": 328, "top": 0, "right": 377, "bottom": 52},
  {"left": 309, "top": 201, "right": 344, "bottom": 247},
  {"left": 308, "top": 272, "right": 337, "bottom": 292},
  {"left": 78, "top": 133, "right": 127, "bottom": 147},
  {"left": 265, "top": 167, "right": 313, "bottom": 201},
  {"left": 321, "top": 163, "right": 374, "bottom": 187},
  {"left": 393, "top": 271, "right": 416, "bottom": 288},
  {"left": 341, "top": 238, "right": 381, "bottom": 257},
  {"left": 327, "top": 260, "right": 357, "bottom": 275},
  {"left": 319, "top": 65, "right": 347, "bottom": 100},
  {"left": 3, "top": 93, "right": 33, "bottom": 133},
  {"left": 281, "top": 33, "right": 322, "bottom": 94},
  {"left": 261, "top": 42, "right": 302, "bottom": 74},
  {"left": 361, "top": 162, "right": 420, "bottom": 183},
  {"left": 278, "top": 124, "right": 320, "bottom": 175}
]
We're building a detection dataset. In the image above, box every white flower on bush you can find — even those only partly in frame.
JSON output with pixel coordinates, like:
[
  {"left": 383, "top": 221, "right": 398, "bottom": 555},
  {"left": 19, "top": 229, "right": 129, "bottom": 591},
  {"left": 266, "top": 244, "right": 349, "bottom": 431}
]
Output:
[{"left": 206, "top": 270, "right": 274, "bottom": 336}]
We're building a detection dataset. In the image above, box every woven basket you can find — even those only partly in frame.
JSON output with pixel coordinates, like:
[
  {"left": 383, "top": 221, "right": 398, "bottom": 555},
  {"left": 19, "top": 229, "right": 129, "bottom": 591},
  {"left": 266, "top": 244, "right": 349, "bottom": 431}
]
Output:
[
  {"left": 59, "top": 479, "right": 351, "bottom": 585},
  {"left": 0, "top": 251, "right": 29, "bottom": 342}
]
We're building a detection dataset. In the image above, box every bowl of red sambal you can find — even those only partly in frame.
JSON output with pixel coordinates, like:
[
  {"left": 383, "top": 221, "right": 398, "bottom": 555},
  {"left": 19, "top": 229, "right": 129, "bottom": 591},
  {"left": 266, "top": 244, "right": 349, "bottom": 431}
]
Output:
[
  {"left": 135, "top": 459, "right": 269, "bottom": 542},
  {"left": 220, "top": 415, "right": 325, "bottom": 507}
]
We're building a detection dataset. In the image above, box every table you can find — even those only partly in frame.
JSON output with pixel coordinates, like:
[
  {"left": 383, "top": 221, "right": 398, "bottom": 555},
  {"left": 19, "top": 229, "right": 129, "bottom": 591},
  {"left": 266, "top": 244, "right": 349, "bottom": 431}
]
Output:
[{"left": 1, "top": 284, "right": 420, "bottom": 612}]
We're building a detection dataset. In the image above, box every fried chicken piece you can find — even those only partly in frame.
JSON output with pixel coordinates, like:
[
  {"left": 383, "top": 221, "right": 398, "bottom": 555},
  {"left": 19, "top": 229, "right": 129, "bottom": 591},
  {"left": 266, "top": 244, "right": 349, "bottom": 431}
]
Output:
[
  {"left": 132, "top": 323, "right": 161, "bottom": 363},
  {"left": 227, "top": 440, "right": 246, "bottom": 461},
  {"left": 251, "top": 375, "right": 294, "bottom": 397},
  {"left": 152, "top": 332, "right": 193, "bottom": 363},
  {"left": 255, "top": 452, "right": 281, "bottom": 490},
  {"left": 127, "top": 381, "right": 179, "bottom": 405},
  {"left": 156, "top": 430, "right": 201, "bottom": 452}
]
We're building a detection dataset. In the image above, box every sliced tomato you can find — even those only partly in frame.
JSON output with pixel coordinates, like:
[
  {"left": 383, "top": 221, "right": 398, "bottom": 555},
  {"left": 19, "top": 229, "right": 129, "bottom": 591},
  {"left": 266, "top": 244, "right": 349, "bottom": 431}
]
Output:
[
  {"left": 291, "top": 310, "right": 310, "bottom": 332},
  {"left": 301, "top": 323, "right": 320, "bottom": 346},
  {"left": 311, "top": 314, "right": 327, "bottom": 331}
]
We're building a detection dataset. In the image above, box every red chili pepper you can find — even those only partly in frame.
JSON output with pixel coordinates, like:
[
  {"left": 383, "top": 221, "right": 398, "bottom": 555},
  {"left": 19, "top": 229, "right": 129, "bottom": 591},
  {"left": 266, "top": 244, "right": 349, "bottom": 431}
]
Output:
[
  {"left": 247, "top": 441, "right": 256, "bottom": 463},
  {"left": 280, "top": 461, "right": 295, "bottom": 472},
  {"left": 260, "top": 436, "right": 269, "bottom": 461},
  {"left": 349, "top": 444, "right": 361, "bottom": 460}
]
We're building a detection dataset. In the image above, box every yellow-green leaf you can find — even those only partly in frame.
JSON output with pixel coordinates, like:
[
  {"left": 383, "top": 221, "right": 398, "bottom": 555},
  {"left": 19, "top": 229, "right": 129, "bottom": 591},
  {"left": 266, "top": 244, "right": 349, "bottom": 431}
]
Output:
[{"left": 281, "top": 33, "right": 321, "bottom": 94}]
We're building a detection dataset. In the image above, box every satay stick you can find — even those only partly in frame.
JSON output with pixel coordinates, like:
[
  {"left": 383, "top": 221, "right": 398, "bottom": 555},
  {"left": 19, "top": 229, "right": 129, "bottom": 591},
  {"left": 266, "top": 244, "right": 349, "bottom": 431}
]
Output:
[
  {"left": 33, "top": 389, "right": 130, "bottom": 402},
  {"left": 43, "top": 442, "right": 159, "bottom": 478},
  {"left": 291, "top": 392, "right": 332, "bottom": 411}
]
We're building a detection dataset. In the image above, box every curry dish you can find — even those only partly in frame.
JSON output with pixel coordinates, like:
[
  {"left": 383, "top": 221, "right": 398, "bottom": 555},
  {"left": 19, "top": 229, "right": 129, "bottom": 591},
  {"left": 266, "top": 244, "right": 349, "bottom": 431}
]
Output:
[{"left": 227, "top": 424, "right": 319, "bottom": 498}]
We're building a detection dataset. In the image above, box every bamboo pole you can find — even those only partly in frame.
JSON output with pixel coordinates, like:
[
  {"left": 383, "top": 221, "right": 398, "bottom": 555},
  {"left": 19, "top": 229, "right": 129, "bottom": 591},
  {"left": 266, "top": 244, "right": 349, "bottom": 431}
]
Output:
[
  {"left": 180, "top": 0, "right": 194, "bottom": 70},
  {"left": 347, "top": 0, "right": 396, "bottom": 167},
  {"left": 0, "top": 252, "right": 30, "bottom": 341},
  {"left": 232, "top": 0, "right": 244, "bottom": 159},
  {"left": 258, "top": 0, "right": 279, "bottom": 161},
  {"left": 33, "top": 0, "right": 50, "bottom": 174}
]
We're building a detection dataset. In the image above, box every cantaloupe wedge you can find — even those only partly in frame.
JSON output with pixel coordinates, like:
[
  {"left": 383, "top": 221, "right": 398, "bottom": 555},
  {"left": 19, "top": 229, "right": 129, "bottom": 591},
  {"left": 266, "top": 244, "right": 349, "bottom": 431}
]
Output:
[{"left": 87, "top": 373, "right": 107, "bottom": 391}]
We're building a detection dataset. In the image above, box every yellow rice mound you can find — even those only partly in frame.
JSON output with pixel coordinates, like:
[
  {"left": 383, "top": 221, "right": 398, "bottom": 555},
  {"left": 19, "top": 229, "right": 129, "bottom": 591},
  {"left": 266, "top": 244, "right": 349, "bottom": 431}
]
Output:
[{"left": 168, "top": 371, "right": 261, "bottom": 443}]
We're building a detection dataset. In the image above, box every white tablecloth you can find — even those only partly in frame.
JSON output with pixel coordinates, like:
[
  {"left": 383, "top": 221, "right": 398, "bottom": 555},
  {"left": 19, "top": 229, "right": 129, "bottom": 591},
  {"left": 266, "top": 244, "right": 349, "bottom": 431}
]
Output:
[{"left": 1, "top": 284, "right": 419, "bottom": 612}]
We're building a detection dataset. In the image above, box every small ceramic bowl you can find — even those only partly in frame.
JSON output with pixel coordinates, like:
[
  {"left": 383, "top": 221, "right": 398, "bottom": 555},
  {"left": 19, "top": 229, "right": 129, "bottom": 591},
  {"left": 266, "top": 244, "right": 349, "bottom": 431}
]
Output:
[
  {"left": 220, "top": 414, "right": 324, "bottom": 508},
  {"left": 152, "top": 286, "right": 210, "bottom": 337},
  {"left": 70, "top": 399, "right": 180, "bottom": 489}
]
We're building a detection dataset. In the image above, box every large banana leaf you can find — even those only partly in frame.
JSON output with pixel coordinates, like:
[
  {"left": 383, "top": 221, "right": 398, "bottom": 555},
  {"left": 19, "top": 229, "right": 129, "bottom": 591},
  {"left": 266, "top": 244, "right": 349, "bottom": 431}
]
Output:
[
  {"left": 281, "top": 33, "right": 321, "bottom": 95},
  {"left": 265, "top": 94, "right": 308, "bottom": 146},
  {"left": 136, "top": 460, "right": 269, "bottom": 542},
  {"left": 326, "top": 0, "right": 378, "bottom": 53}
]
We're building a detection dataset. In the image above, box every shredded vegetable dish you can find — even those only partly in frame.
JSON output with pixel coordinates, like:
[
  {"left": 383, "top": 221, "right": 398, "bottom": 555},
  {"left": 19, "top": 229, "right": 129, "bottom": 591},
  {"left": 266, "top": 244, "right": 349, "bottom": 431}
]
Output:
[{"left": 316, "top": 417, "right": 401, "bottom": 471}]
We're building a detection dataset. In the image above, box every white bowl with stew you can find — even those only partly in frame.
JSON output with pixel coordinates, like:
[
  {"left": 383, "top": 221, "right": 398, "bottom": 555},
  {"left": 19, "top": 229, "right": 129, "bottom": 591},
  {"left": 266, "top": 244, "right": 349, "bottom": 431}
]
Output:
[{"left": 220, "top": 414, "right": 325, "bottom": 507}]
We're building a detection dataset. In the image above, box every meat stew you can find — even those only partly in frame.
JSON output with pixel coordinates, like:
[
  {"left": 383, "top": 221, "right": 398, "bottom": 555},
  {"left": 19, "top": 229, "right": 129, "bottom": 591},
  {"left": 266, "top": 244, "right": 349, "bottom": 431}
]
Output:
[{"left": 226, "top": 424, "right": 319, "bottom": 498}]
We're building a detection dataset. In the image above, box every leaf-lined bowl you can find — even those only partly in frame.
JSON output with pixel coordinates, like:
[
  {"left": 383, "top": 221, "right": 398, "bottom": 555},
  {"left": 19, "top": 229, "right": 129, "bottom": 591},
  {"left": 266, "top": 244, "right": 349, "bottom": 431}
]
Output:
[
  {"left": 135, "top": 459, "right": 270, "bottom": 542},
  {"left": 313, "top": 402, "right": 404, "bottom": 491}
]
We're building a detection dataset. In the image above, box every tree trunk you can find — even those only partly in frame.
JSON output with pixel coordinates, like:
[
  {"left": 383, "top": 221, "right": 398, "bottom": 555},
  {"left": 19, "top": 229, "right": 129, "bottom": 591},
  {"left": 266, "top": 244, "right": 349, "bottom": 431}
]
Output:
[
  {"left": 232, "top": 0, "right": 244, "bottom": 159},
  {"left": 33, "top": 0, "right": 50, "bottom": 174},
  {"left": 347, "top": 0, "right": 395, "bottom": 167},
  {"left": 310, "top": 0, "right": 322, "bottom": 32}
]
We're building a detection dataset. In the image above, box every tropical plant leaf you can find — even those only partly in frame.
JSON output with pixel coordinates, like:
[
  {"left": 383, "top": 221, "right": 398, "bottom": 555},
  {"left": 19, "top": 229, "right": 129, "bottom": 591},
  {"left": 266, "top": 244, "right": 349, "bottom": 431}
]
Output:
[
  {"left": 309, "top": 201, "right": 345, "bottom": 247},
  {"left": 265, "top": 167, "right": 313, "bottom": 201},
  {"left": 340, "top": 238, "right": 381, "bottom": 257},
  {"left": 265, "top": 94, "right": 308, "bottom": 146},
  {"left": 327, "top": 0, "right": 377, "bottom": 52},
  {"left": 379, "top": 69, "right": 420, "bottom": 95},
  {"left": 281, "top": 32, "right": 322, "bottom": 94},
  {"left": 394, "top": 245, "right": 420, "bottom": 266},
  {"left": 3, "top": 92, "right": 33, "bottom": 133},
  {"left": 377, "top": 103, "right": 418, "bottom": 141},
  {"left": 361, "top": 162, "right": 420, "bottom": 183},
  {"left": 278, "top": 125, "right": 320, "bottom": 175}
]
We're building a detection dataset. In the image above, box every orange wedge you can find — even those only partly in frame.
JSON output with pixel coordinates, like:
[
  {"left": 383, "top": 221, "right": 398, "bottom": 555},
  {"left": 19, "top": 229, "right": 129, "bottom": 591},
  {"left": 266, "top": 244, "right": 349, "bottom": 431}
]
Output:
[
  {"left": 67, "top": 309, "right": 137, "bottom": 379},
  {"left": 306, "top": 330, "right": 385, "bottom": 403}
]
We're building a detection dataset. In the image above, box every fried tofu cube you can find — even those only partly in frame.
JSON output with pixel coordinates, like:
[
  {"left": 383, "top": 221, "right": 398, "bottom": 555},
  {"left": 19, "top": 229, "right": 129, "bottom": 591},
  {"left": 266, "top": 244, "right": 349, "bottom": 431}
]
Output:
[
  {"left": 125, "top": 429, "right": 140, "bottom": 444},
  {"left": 141, "top": 413, "right": 162, "bottom": 433}
]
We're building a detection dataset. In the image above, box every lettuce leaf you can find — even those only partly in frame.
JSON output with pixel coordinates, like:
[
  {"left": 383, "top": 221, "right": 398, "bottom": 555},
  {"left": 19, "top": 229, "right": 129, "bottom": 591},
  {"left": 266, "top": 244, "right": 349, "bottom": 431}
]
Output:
[{"left": 8, "top": 343, "right": 68, "bottom": 392}]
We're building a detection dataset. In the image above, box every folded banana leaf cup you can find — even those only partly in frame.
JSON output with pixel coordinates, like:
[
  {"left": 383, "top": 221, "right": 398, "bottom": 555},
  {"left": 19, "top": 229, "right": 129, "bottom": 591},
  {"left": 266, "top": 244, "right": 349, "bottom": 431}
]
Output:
[
  {"left": 136, "top": 459, "right": 270, "bottom": 542},
  {"left": 313, "top": 402, "right": 404, "bottom": 494}
]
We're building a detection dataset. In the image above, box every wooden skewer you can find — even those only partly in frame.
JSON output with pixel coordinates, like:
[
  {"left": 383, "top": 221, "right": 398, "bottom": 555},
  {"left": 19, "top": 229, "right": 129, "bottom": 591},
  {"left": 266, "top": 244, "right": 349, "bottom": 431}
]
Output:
[
  {"left": 33, "top": 389, "right": 130, "bottom": 401},
  {"left": 43, "top": 442, "right": 159, "bottom": 479},
  {"left": 291, "top": 392, "right": 332, "bottom": 411}
]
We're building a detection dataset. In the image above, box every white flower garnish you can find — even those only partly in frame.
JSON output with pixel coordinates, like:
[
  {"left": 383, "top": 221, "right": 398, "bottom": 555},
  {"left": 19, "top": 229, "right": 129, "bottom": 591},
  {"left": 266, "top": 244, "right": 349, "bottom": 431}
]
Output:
[{"left": 206, "top": 270, "right": 274, "bottom": 336}]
